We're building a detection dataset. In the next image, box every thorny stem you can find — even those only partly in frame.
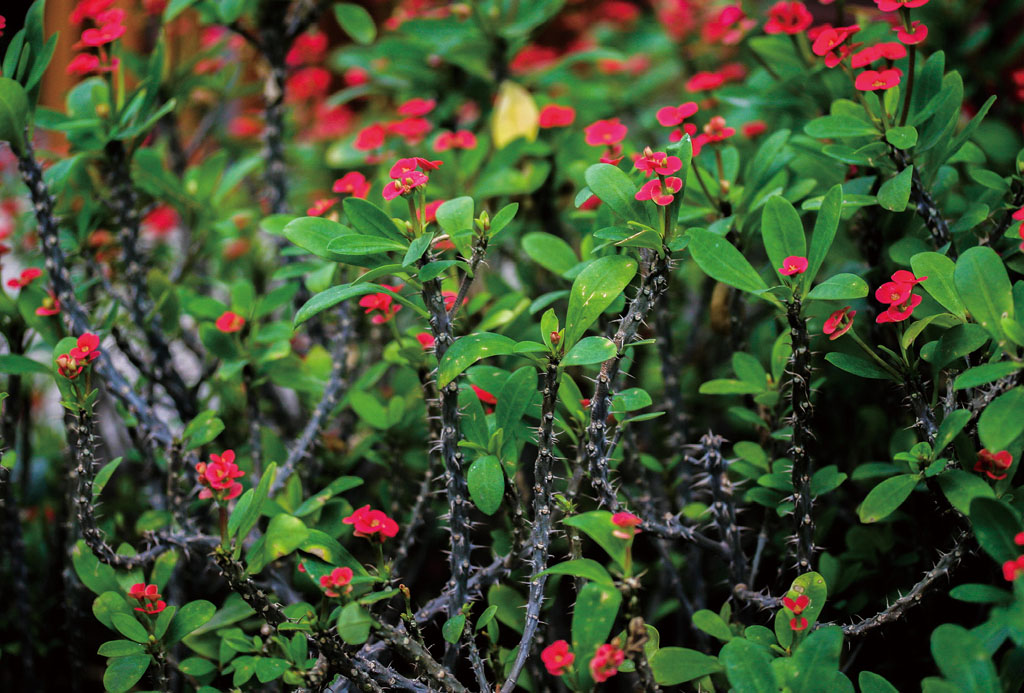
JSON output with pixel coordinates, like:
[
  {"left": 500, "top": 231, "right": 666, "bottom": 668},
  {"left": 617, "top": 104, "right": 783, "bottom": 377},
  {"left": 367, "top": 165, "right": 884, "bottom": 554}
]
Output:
[
  {"left": 889, "top": 146, "right": 953, "bottom": 253},
  {"left": 695, "top": 433, "right": 747, "bottom": 586},
  {"left": 375, "top": 623, "right": 469, "bottom": 693},
  {"left": 448, "top": 233, "right": 488, "bottom": 324},
  {"left": 499, "top": 358, "right": 561, "bottom": 693},
  {"left": 787, "top": 300, "right": 815, "bottom": 574}
]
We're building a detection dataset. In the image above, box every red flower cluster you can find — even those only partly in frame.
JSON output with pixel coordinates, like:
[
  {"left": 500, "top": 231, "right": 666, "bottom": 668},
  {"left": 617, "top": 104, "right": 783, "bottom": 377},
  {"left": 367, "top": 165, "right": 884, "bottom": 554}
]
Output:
[
  {"left": 636, "top": 177, "right": 682, "bottom": 206},
  {"left": 778, "top": 255, "right": 808, "bottom": 276},
  {"left": 196, "top": 450, "right": 244, "bottom": 502},
  {"left": 286, "top": 31, "right": 328, "bottom": 67},
  {"left": 764, "top": 2, "right": 813, "bottom": 35},
  {"left": 783, "top": 594, "right": 810, "bottom": 631},
  {"left": 216, "top": 310, "right": 246, "bottom": 333},
  {"left": 383, "top": 158, "right": 442, "bottom": 201},
  {"left": 541, "top": 640, "right": 574, "bottom": 676},
  {"left": 7, "top": 267, "right": 42, "bottom": 289},
  {"left": 584, "top": 118, "right": 628, "bottom": 164},
  {"left": 811, "top": 24, "right": 861, "bottom": 68},
  {"left": 1004, "top": 533, "right": 1024, "bottom": 582},
  {"left": 611, "top": 512, "right": 642, "bottom": 539},
  {"left": 343, "top": 505, "right": 399, "bottom": 541},
  {"left": 539, "top": 104, "right": 576, "bottom": 129},
  {"left": 823, "top": 306, "right": 856, "bottom": 340},
  {"left": 851, "top": 42, "right": 906, "bottom": 68},
  {"left": 974, "top": 449, "right": 1013, "bottom": 481},
  {"left": 855, "top": 68, "right": 903, "bottom": 92},
  {"left": 656, "top": 102, "right": 699, "bottom": 142},
  {"left": 634, "top": 148, "right": 683, "bottom": 178},
  {"left": 875, "top": 270, "right": 927, "bottom": 323},
  {"left": 68, "top": 0, "right": 124, "bottom": 77},
  {"left": 702, "top": 4, "right": 755, "bottom": 46},
  {"left": 590, "top": 641, "right": 625, "bottom": 683},
  {"left": 875, "top": 0, "right": 929, "bottom": 11},
  {"left": 332, "top": 172, "right": 371, "bottom": 199},
  {"left": 895, "top": 21, "right": 928, "bottom": 45},
  {"left": 128, "top": 583, "right": 166, "bottom": 615},
  {"left": 359, "top": 284, "right": 403, "bottom": 324},
  {"left": 320, "top": 566, "right": 354, "bottom": 597},
  {"left": 1013, "top": 206, "right": 1024, "bottom": 252},
  {"left": 433, "top": 130, "right": 477, "bottom": 152},
  {"left": 57, "top": 333, "right": 101, "bottom": 380},
  {"left": 691, "top": 115, "right": 736, "bottom": 156}
]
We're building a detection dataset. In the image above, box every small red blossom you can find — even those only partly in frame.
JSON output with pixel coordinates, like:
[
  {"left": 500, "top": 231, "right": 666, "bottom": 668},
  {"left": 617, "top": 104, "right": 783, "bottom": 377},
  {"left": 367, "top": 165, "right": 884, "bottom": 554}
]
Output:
[
  {"left": 634, "top": 148, "right": 682, "bottom": 177},
  {"left": 387, "top": 117, "right": 433, "bottom": 144},
  {"left": 875, "top": 271, "right": 925, "bottom": 323},
  {"left": 896, "top": 21, "right": 928, "bottom": 45},
  {"left": 1015, "top": 532, "right": 1024, "bottom": 546},
  {"left": 421, "top": 200, "right": 444, "bottom": 225},
  {"left": 70, "top": 333, "right": 100, "bottom": 363},
  {"left": 398, "top": 98, "right": 436, "bottom": 117},
  {"left": 541, "top": 640, "right": 574, "bottom": 676},
  {"left": 416, "top": 332, "right": 435, "bottom": 350},
  {"left": 0, "top": 15, "right": 5, "bottom": 37},
  {"left": 333, "top": 172, "right": 371, "bottom": 199},
  {"left": 812, "top": 24, "right": 861, "bottom": 67},
  {"left": 78, "top": 16, "right": 126, "bottom": 49},
  {"left": 433, "top": 130, "right": 477, "bottom": 151},
  {"left": 855, "top": 68, "right": 903, "bottom": 91},
  {"left": 875, "top": 0, "right": 929, "bottom": 11},
  {"left": 196, "top": 449, "right": 245, "bottom": 502},
  {"left": 590, "top": 642, "right": 625, "bottom": 683},
  {"left": 584, "top": 118, "right": 628, "bottom": 146},
  {"left": 764, "top": 2, "right": 813, "bottom": 35},
  {"left": 851, "top": 42, "right": 907, "bottom": 68},
  {"left": 216, "top": 311, "right": 246, "bottom": 333},
  {"left": 702, "top": 4, "right": 756, "bottom": 45},
  {"left": 320, "top": 567, "right": 354, "bottom": 597},
  {"left": 539, "top": 104, "right": 576, "bottom": 128},
  {"left": 779, "top": 256, "right": 809, "bottom": 276},
  {"left": 228, "top": 114, "right": 263, "bottom": 139},
  {"left": 611, "top": 512, "right": 642, "bottom": 539},
  {"left": 783, "top": 594, "right": 811, "bottom": 630},
  {"left": 743, "top": 120, "right": 768, "bottom": 138},
  {"left": 599, "top": 145, "right": 625, "bottom": 165},
  {"left": 359, "top": 284, "right": 403, "bottom": 324},
  {"left": 472, "top": 384, "right": 497, "bottom": 407},
  {"left": 286, "top": 31, "right": 328, "bottom": 67},
  {"left": 71, "top": 0, "right": 115, "bottom": 24},
  {"left": 823, "top": 307, "right": 856, "bottom": 340},
  {"left": 355, "top": 123, "right": 388, "bottom": 151},
  {"left": 702, "top": 115, "right": 736, "bottom": 143},
  {"left": 67, "top": 53, "right": 118, "bottom": 76},
  {"left": 1004, "top": 556, "right": 1024, "bottom": 582},
  {"left": 343, "top": 505, "right": 399, "bottom": 541},
  {"left": 286, "top": 67, "right": 331, "bottom": 102},
  {"left": 142, "top": 205, "right": 180, "bottom": 237},
  {"left": 686, "top": 71, "right": 726, "bottom": 91},
  {"left": 36, "top": 291, "right": 61, "bottom": 317},
  {"left": 635, "top": 177, "right": 682, "bottom": 206},
  {"left": 974, "top": 449, "right": 1013, "bottom": 481},
  {"left": 656, "top": 102, "right": 698, "bottom": 128},
  {"left": 344, "top": 66, "right": 369, "bottom": 86},
  {"left": 7, "top": 267, "right": 42, "bottom": 289},
  {"left": 307, "top": 198, "right": 337, "bottom": 216},
  {"left": 128, "top": 583, "right": 166, "bottom": 615}
]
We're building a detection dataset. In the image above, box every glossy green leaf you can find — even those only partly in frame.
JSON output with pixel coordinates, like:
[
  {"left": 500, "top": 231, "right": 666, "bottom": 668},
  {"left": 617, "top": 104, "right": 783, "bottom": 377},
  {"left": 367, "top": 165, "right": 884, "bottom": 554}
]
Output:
[
  {"left": 934, "top": 409, "right": 971, "bottom": 454},
  {"left": 693, "top": 610, "right": 733, "bottom": 641},
  {"left": 885, "top": 126, "right": 918, "bottom": 149},
  {"left": 437, "top": 333, "right": 517, "bottom": 388},
  {"left": 103, "top": 655, "right": 151, "bottom": 693},
  {"left": 955, "top": 246, "right": 1014, "bottom": 342},
  {"left": 229, "top": 462, "right": 276, "bottom": 540},
  {"left": 0, "top": 353, "right": 50, "bottom": 375},
  {"left": 761, "top": 195, "right": 806, "bottom": 279},
  {"left": 326, "top": 234, "right": 408, "bottom": 256},
  {"left": 930, "top": 624, "right": 999, "bottom": 693},
  {"left": 333, "top": 4, "right": 377, "bottom": 45},
  {"left": 563, "top": 255, "right": 638, "bottom": 348},
  {"left": 805, "top": 273, "right": 868, "bottom": 301},
  {"left": 858, "top": 473, "right": 918, "bottom": 523},
  {"left": 584, "top": 163, "right": 650, "bottom": 225},
  {"left": 688, "top": 228, "right": 770, "bottom": 296},
  {"left": 295, "top": 283, "right": 427, "bottom": 327},
  {"left": 562, "top": 336, "right": 616, "bottom": 366},
  {"left": 571, "top": 582, "right": 623, "bottom": 690},
  {"left": 0, "top": 77, "right": 30, "bottom": 156},
  {"left": 111, "top": 613, "right": 149, "bottom": 644},
  {"left": 537, "top": 558, "right": 613, "bottom": 586},
  {"left": 442, "top": 614, "right": 466, "bottom": 644},
  {"left": 183, "top": 411, "right": 224, "bottom": 449},
  {"left": 790, "top": 626, "right": 845, "bottom": 693},
  {"left": 954, "top": 362, "right": 1021, "bottom": 390},
  {"left": 937, "top": 470, "right": 994, "bottom": 516},
  {"left": 563, "top": 510, "right": 627, "bottom": 570},
  {"left": 720, "top": 638, "right": 778, "bottom": 693},
  {"left": 293, "top": 476, "right": 363, "bottom": 517},
  {"left": 342, "top": 198, "right": 405, "bottom": 241},
  {"left": 467, "top": 455, "right": 504, "bottom": 515},
  {"left": 337, "top": 602, "right": 371, "bottom": 645},
  {"left": 98, "top": 640, "right": 144, "bottom": 657},
  {"left": 283, "top": 217, "right": 356, "bottom": 262},
  {"left": 649, "top": 647, "right": 722, "bottom": 685},
  {"left": 877, "top": 166, "right": 913, "bottom": 212},
  {"left": 805, "top": 115, "right": 878, "bottom": 138},
  {"left": 523, "top": 231, "right": 578, "bottom": 276},
  {"left": 264, "top": 514, "right": 309, "bottom": 562},
  {"left": 825, "top": 353, "right": 894, "bottom": 380},
  {"left": 165, "top": 599, "right": 215, "bottom": 646},
  {"left": 435, "top": 196, "right": 474, "bottom": 235},
  {"left": 977, "top": 387, "right": 1024, "bottom": 452},
  {"left": 805, "top": 185, "right": 843, "bottom": 285},
  {"left": 969, "top": 498, "right": 1024, "bottom": 564}
]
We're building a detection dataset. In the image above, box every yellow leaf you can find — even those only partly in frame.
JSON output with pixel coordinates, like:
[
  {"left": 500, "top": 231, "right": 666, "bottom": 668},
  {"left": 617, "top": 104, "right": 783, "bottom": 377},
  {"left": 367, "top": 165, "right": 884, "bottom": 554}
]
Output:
[{"left": 491, "top": 81, "right": 539, "bottom": 149}]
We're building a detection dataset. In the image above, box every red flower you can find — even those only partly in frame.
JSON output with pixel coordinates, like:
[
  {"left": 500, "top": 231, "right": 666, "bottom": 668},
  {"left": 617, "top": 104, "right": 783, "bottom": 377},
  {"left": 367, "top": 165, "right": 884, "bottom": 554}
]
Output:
[
  {"left": 471, "top": 384, "right": 497, "bottom": 407},
  {"left": 355, "top": 123, "right": 388, "bottom": 151},
  {"left": 509, "top": 44, "right": 560, "bottom": 74},
  {"left": 635, "top": 177, "right": 682, "bottom": 206},
  {"left": 442, "top": 290, "right": 465, "bottom": 312},
  {"left": 286, "top": 31, "right": 328, "bottom": 67},
  {"left": 71, "top": 0, "right": 115, "bottom": 24},
  {"left": 875, "top": 0, "right": 929, "bottom": 11},
  {"left": 896, "top": 21, "right": 928, "bottom": 45},
  {"left": 320, "top": 567, "right": 354, "bottom": 597},
  {"left": 764, "top": 2, "right": 813, "bottom": 35},
  {"left": 36, "top": 291, "right": 61, "bottom": 317},
  {"left": 388, "top": 117, "right": 433, "bottom": 145},
  {"left": 216, "top": 311, "right": 246, "bottom": 333},
  {"left": 307, "top": 198, "right": 337, "bottom": 217},
  {"left": 974, "top": 449, "right": 1013, "bottom": 481},
  {"left": 611, "top": 512, "right": 642, "bottom": 539},
  {"left": 57, "top": 353, "right": 86, "bottom": 380},
  {"left": 599, "top": 145, "right": 625, "bottom": 165},
  {"left": 580, "top": 195, "right": 602, "bottom": 211},
  {"left": 811, "top": 24, "right": 861, "bottom": 67},
  {"left": 1015, "top": 532, "right": 1024, "bottom": 546},
  {"left": 228, "top": 114, "right": 263, "bottom": 139},
  {"left": 783, "top": 594, "right": 811, "bottom": 630},
  {"left": 702, "top": 4, "right": 756, "bottom": 45},
  {"left": 287, "top": 67, "right": 331, "bottom": 101},
  {"left": 855, "top": 68, "right": 903, "bottom": 91},
  {"left": 703, "top": 115, "right": 736, "bottom": 143},
  {"left": 333, "top": 172, "right": 371, "bottom": 199},
  {"left": 634, "top": 148, "right": 682, "bottom": 177},
  {"left": 70, "top": 333, "right": 100, "bottom": 363},
  {"left": 128, "top": 583, "right": 166, "bottom": 615},
  {"left": 196, "top": 449, "right": 245, "bottom": 501},
  {"left": 0, "top": 15, "right": 5, "bottom": 37},
  {"left": 359, "top": 285, "right": 403, "bottom": 324},
  {"left": 851, "top": 42, "right": 907, "bottom": 68},
  {"left": 584, "top": 118, "right": 628, "bottom": 146},
  {"left": 686, "top": 71, "right": 726, "bottom": 91},
  {"left": 779, "top": 256, "right": 808, "bottom": 276},
  {"left": 433, "top": 130, "right": 477, "bottom": 151},
  {"left": 390, "top": 157, "right": 443, "bottom": 177},
  {"left": 416, "top": 332, "right": 435, "bottom": 350},
  {"left": 67, "top": 53, "right": 114, "bottom": 76},
  {"left": 142, "top": 205, "right": 180, "bottom": 237},
  {"left": 590, "top": 642, "right": 625, "bottom": 683},
  {"left": 398, "top": 98, "right": 436, "bottom": 117},
  {"left": 309, "top": 103, "right": 354, "bottom": 142},
  {"left": 539, "top": 104, "right": 576, "bottom": 128},
  {"left": 420, "top": 200, "right": 444, "bottom": 225},
  {"left": 1002, "top": 556, "right": 1024, "bottom": 582},
  {"left": 656, "top": 102, "right": 698, "bottom": 128},
  {"left": 7, "top": 267, "right": 42, "bottom": 289},
  {"left": 343, "top": 505, "right": 399, "bottom": 541},
  {"left": 742, "top": 120, "right": 768, "bottom": 138},
  {"left": 875, "top": 271, "right": 925, "bottom": 324},
  {"left": 78, "top": 12, "right": 126, "bottom": 48},
  {"left": 823, "top": 307, "right": 856, "bottom": 340},
  {"left": 383, "top": 172, "right": 428, "bottom": 201},
  {"left": 344, "top": 66, "right": 369, "bottom": 86},
  {"left": 541, "top": 640, "right": 574, "bottom": 676}
]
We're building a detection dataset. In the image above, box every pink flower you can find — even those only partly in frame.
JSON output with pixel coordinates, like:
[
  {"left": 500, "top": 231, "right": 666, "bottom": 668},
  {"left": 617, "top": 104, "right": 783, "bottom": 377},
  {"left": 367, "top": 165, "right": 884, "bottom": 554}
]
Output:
[
  {"left": 70, "top": 333, "right": 100, "bottom": 363},
  {"left": 359, "top": 285, "right": 403, "bottom": 324},
  {"left": 896, "top": 21, "right": 928, "bottom": 45},
  {"left": 702, "top": 116, "right": 735, "bottom": 142},
  {"left": 398, "top": 98, "right": 436, "bottom": 116},
  {"left": 128, "top": 583, "right": 167, "bottom": 615},
  {"left": 742, "top": 120, "right": 768, "bottom": 138},
  {"left": 35, "top": 291, "right": 61, "bottom": 317},
  {"left": 286, "top": 31, "right": 328, "bottom": 67},
  {"left": 355, "top": 123, "right": 388, "bottom": 151},
  {"left": 590, "top": 642, "right": 625, "bottom": 683},
  {"left": 539, "top": 104, "right": 575, "bottom": 128},
  {"left": 471, "top": 384, "right": 497, "bottom": 408},
  {"left": 343, "top": 505, "right": 399, "bottom": 541},
  {"left": 388, "top": 117, "right": 433, "bottom": 145},
  {"left": 634, "top": 148, "right": 682, "bottom": 177},
  {"left": 320, "top": 567, "right": 354, "bottom": 597},
  {"left": 764, "top": 2, "right": 813, "bottom": 35},
  {"left": 855, "top": 68, "right": 903, "bottom": 91},
  {"left": 142, "top": 205, "right": 180, "bottom": 237},
  {"left": 635, "top": 177, "right": 682, "bottom": 206},
  {"left": 778, "top": 256, "right": 809, "bottom": 276},
  {"left": 216, "top": 311, "right": 246, "bottom": 333},
  {"left": 1004, "top": 556, "right": 1024, "bottom": 582},
  {"left": 333, "top": 172, "right": 371, "bottom": 199},
  {"left": 611, "top": 512, "right": 642, "bottom": 539},
  {"left": 584, "top": 118, "right": 628, "bottom": 146},
  {"left": 416, "top": 332, "right": 435, "bottom": 350},
  {"left": 433, "top": 130, "right": 477, "bottom": 151},
  {"left": 196, "top": 450, "right": 245, "bottom": 502},
  {"left": 541, "top": 640, "right": 574, "bottom": 676},
  {"left": 286, "top": 67, "right": 331, "bottom": 101},
  {"left": 308, "top": 198, "right": 337, "bottom": 217},
  {"left": 7, "top": 267, "right": 42, "bottom": 289},
  {"left": 823, "top": 307, "right": 856, "bottom": 340},
  {"left": 686, "top": 71, "right": 726, "bottom": 91},
  {"left": 875, "top": 0, "right": 929, "bottom": 11},
  {"left": 656, "top": 102, "right": 698, "bottom": 128}
]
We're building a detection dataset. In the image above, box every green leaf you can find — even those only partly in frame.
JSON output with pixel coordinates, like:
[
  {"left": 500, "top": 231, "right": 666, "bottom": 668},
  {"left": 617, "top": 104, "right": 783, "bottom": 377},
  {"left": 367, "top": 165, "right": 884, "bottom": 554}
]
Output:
[
  {"left": 563, "top": 255, "right": 638, "bottom": 348},
  {"left": 825, "top": 353, "right": 894, "bottom": 380},
  {"left": 977, "top": 387, "right": 1024, "bottom": 452},
  {"left": 937, "top": 470, "right": 994, "bottom": 516},
  {"left": 859, "top": 671, "right": 899, "bottom": 693},
  {"left": 969, "top": 498, "right": 1024, "bottom": 564},
  {"left": 0, "top": 77, "right": 30, "bottom": 156},
  {"left": 720, "top": 639, "right": 778, "bottom": 693},
  {"left": 571, "top": 582, "right": 623, "bottom": 689},
  {"left": 103, "top": 655, "right": 151, "bottom": 693},
  {"left": 467, "top": 455, "right": 504, "bottom": 515},
  {"left": 538, "top": 559, "right": 614, "bottom": 586},
  {"left": 337, "top": 602, "right": 371, "bottom": 645},
  {"left": 255, "top": 657, "right": 290, "bottom": 683},
  {"left": 92, "top": 457, "right": 123, "bottom": 500},
  {"left": 295, "top": 283, "right": 427, "bottom": 327},
  {"left": 442, "top": 614, "right": 466, "bottom": 644},
  {"left": 402, "top": 232, "right": 433, "bottom": 267},
  {"left": 954, "top": 362, "right": 1021, "bottom": 390},
  {"left": 761, "top": 195, "right": 806, "bottom": 280},
  {"left": 687, "top": 228, "right": 769, "bottom": 296},
  {"left": 693, "top": 610, "right": 733, "bottom": 641},
  {"left": 698, "top": 379, "right": 765, "bottom": 395},
  {"left": 885, "top": 126, "right": 918, "bottom": 149},
  {"left": 326, "top": 234, "right": 408, "bottom": 256},
  {"left": 805, "top": 115, "right": 878, "bottom": 138},
  {"left": 92, "top": 591, "right": 134, "bottom": 630},
  {"left": 229, "top": 462, "right": 276, "bottom": 540},
  {"left": 954, "top": 246, "right": 1014, "bottom": 342},
  {"left": 877, "top": 166, "right": 913, "bottom": 212},
  {"left": 342, "top": 198, "right": 405, "bottom": 242},
  {"left": 934, "top": 409, "right": 971, "bottom": 454},
  {"left": 489, "top": 202, "right": 518, "bottom": 238},
  {"left": 437, "top": 333, "right": 517, "bottom": 388},
  {"left": 930, "top": 624, "right": 999, "bottom": 693},
  {"left": 293, "top": 476, "right": 363, "bottom": 517},
  {"left": 648, "top": 647, "right": 722, "bottom": 685},
  {"left": 264, "top": 514, "right": 309, "bottom": 562},
  {"left": 805, "top": 273, "right": 868, "bottom": 301},
  {"left": 562, "top": 336, "right": 616, "bottom": 366},
  {"left": 858, "top": 473, "right": 918, "bottom": 523},
  {"left": 0, "top": 353, "right": 50, "bottom": 375},
  {"left": 163, "top": 0, "right": 201, "bottom": 22},
  {"left": 111, "top": 613, "right": 149, "bottom": 644},
  {"left": 283, "top": 217, "right": 356, "bottom": 262},
  {"left": 165, "top": 599, "right": 215, "bottom": 646},
  {"left": 805, "top": 185, "right": 843, "bottom": 285},
  {"left": 522, "top": 232, "right": 578, "bottom": 276},
  {"left": 98, "top": 640, "right": 144, "bottom": 657},
  {"left": 476, "top": 605, "right": 498, "bottom": 631},
  {"left": 334, "top": 3, "right": 376, "bottom": 44},
  {"left": 73, "top": 540, "right": 120, "bottom": 595},
  {"left": 495, "top": 366, "right": 536, "bottom": 436},
  {"left": 948, "top": 584, "right": 1012, "bottom": 604},
  {"left": 183, "top": 411, "right": 224, "bottom": 448},
  {"left": 790, "top": 626, "right": 845, "bottom": 693},
  {"left": 563, "top": 510, "right": 627, "bottom": 571},
  {"left": 584, "top": 163, "right": 651, "bottom": 225}
]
